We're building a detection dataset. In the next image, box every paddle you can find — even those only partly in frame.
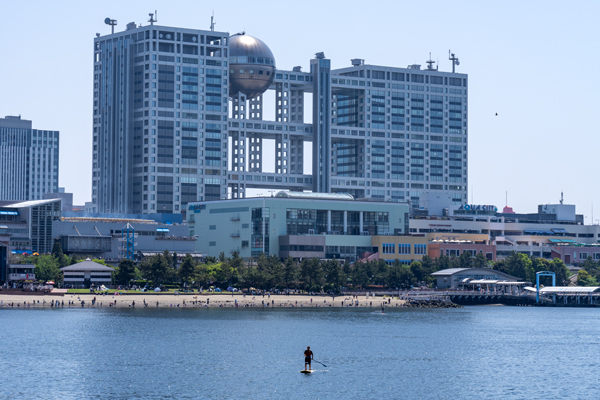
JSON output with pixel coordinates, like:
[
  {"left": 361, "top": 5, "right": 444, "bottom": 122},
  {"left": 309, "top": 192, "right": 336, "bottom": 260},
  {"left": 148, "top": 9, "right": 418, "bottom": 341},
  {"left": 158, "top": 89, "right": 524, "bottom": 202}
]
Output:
[{"left": 311, "top": 359, "right": 327, "bottom": 367}]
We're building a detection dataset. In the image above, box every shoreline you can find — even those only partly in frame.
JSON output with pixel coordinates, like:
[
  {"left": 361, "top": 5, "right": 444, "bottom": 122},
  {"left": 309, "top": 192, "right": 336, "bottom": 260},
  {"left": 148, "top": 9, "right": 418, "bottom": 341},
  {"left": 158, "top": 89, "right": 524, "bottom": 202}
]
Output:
[{"left": 0, "top": 293, "right": 419, "bottom": 309}]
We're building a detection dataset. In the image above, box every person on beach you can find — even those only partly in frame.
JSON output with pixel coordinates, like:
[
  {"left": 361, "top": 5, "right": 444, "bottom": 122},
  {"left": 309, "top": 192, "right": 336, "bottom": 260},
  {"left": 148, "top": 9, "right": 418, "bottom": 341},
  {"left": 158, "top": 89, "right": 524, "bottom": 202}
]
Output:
[{"left": 304, "top": 346, "right": 313, "bottom": 370}]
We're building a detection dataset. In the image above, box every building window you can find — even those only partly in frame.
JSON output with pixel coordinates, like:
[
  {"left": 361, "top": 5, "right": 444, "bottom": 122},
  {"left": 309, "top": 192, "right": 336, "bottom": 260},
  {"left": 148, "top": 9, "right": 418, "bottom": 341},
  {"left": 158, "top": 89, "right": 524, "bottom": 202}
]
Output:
[
  {"left": 209, "top": 241, "right": 216, "bottom": 246},
  {"left": 382, "top": 243, "right": 395, "bottom": 254},
  {"left": 209, "top": 225, "right": 216, "bottom": 230},
  {"left": 414, "top": 244, "right": 426, "bottom": 255},
  {"left": 398, "top": 243, "right": 411, "bottom": 255}
]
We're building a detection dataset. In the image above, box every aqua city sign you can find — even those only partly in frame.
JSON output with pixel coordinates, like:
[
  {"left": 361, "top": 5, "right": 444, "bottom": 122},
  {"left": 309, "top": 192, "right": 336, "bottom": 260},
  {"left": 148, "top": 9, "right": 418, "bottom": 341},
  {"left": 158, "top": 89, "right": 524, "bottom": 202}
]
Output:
[
  {"left": 458, "top": 204, "right": 498, "bottom": 212},
  {"left": 189, "top": 204, "right": 206, "bottom": 213}
]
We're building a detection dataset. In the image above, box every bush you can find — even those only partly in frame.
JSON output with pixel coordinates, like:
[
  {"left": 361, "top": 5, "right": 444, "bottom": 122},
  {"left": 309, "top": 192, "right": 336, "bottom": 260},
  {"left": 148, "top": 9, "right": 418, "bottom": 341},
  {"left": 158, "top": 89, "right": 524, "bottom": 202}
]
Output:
[
  {"left": 135, "top": 280, "right": 149, "bottom": 287},
  {"left": 323, "top": 283, "right": 335, "bottom": 293},
  {"left": 163, "top": 284, "right": 179, "bottom": 289}
]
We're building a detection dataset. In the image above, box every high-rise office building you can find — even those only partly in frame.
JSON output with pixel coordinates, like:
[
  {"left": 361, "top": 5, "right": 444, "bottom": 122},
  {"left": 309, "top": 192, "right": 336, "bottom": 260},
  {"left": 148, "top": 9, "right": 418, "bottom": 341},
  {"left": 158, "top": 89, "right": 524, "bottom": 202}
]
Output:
[
  {"left": 92, "top": 19, "right": 467, "bottom": 214},
  {"left": 0, "top": 116, "right": 59, "bottom": 201},
  {"left": 92, "top": 22, "right": 229, "bottom": 214}
]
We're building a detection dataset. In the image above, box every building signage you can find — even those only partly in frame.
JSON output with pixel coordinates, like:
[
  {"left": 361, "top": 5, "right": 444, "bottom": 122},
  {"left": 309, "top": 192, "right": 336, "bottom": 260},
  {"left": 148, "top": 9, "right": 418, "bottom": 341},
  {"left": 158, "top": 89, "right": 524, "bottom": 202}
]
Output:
[
  {"left": 458, "top": 205, "right": 498, "bottom": 212},
  {"left": 189, "top": 204, "right": 206, "bottom": 213}
]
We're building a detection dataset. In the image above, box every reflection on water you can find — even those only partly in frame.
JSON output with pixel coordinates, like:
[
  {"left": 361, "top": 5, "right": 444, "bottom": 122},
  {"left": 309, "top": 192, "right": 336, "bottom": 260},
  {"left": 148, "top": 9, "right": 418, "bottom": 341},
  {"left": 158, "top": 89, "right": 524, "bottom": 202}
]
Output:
[{"left": 1, "top": 307, "right": 600, "bottom": 399}]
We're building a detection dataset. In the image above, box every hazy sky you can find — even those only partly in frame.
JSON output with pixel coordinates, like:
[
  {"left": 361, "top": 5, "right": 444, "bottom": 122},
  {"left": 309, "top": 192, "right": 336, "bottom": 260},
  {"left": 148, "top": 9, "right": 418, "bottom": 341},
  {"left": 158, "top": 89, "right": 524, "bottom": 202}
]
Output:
[{"left": 1, "top": 0, "right": 599, "bottom": 220}]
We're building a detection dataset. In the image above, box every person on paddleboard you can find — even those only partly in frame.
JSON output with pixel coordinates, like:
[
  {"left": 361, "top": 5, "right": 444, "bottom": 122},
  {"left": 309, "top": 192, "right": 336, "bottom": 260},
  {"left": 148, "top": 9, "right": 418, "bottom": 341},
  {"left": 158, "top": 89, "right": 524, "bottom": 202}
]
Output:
[{"left": 304, "top": 346, "right": 313, "bottom": 370}]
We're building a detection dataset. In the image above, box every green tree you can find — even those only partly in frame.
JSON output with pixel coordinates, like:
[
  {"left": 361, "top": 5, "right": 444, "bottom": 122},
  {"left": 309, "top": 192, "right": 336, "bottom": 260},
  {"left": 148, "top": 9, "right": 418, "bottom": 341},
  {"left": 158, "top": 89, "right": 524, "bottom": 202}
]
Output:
[
  {"left": 436, "top": 255, "right": 452, "bottom": 272},
  {"left": 300, "top": 258, "right": 324, "bottom": 290},
  {"left": 410, "top": 261, "right": 425, "bottom": 283},
  {"left": 35, "top": 255, "right": 61, "bottom": 283},
  {"left": 577, "top": 269, "right": 598, "bottom": 286},
  {"left": 420, "top": 255, "right": 435, "bottom": 275},
  {"left": 283, "top": 256, "right": 299, "bottom": 287},
  {"left": 194, "top": 263, "right": 209, "bottom": 288},
  {"left": 398, "top": 263, "right": 416, "bottom": 288},
  {"left": 582, "top": 256, "right": 597, "bottom": 273},
  {"left": 473, "top": 252, "right": 488, "bottom": 269},
  {"left": 115, "top": 259, "right": 136, "bottom": 286},
  {"left": 503, "top": 252, "right": 535, "bottom": 282},
  {"left": 228, "top": 252, "right": 245, "bottom": 286},
  {"left": 139, "top": 254, "right": 169, "bottom": 285},
  {"left": 547, "top": 258, "right": 569, "bottom": 286},
  {"left": 458, "top": 251, "right": 473, "bottom": 269},
  {"left": 51, "top": 240, "right": 67, "bottom": 269},
  {"left": 386, "top": 261, "right": 404, "bottom": 288},
  {"left": 268, "top": 255, "right": 285, "bottom": 289},
  {"left": 350, "top": 262, "right": 370, "bottom": 288},
  {"left": 323, "top": 259, "right": 346, "bottom": 289},
  {"left": 178, "top": 254, "right": 196, "bottom": 285}
]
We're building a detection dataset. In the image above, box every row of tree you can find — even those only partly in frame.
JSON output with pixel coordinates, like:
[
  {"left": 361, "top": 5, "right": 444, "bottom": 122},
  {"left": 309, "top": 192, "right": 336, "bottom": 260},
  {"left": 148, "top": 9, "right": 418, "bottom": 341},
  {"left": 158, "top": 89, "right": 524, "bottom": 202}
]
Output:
[
  {"left": 18, "top": 240, "right": 577, "bottom": 290},
  {"left": 112, "top": 250, "right": 572, "bottom": 291}
]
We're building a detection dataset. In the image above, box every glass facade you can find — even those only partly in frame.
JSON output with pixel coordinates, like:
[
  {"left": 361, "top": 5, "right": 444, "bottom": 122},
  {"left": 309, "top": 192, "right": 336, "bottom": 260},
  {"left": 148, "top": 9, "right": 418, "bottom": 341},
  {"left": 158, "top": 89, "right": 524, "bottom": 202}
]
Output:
[{"left": 251, "top": 207, "right": 269, "bottom": 256}]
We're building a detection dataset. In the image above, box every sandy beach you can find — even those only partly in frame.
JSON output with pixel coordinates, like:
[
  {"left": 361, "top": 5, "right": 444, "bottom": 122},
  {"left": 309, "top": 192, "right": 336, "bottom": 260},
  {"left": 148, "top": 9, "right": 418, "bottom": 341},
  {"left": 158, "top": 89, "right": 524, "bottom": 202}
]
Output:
[{"left": 0, "top": 293, "right": 407, "bottom": 309}]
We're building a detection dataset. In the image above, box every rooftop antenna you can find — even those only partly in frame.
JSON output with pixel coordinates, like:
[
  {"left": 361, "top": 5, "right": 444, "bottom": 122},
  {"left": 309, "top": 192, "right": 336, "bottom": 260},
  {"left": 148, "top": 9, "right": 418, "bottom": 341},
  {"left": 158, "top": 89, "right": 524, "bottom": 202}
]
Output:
[
  {"left": 104, "top": 18, "right": 117, "bottom": 34},
  {"left": 505, "top": 191, "right": 508, "bottom": 207},
  {"left": 426, "top": 52, "right": 437, "bottom": 70},
  {"left": 210, "top": 11, "right": 216, "bottom": 31},
  {"left": 560, "top": 191, "right": 564, "bottom": 205},
  {"left": 449, "top": 50, "right": 460, "bottom": 73},
  {"left": 148, "top": 10, "right": 157, "bottom": 25}
]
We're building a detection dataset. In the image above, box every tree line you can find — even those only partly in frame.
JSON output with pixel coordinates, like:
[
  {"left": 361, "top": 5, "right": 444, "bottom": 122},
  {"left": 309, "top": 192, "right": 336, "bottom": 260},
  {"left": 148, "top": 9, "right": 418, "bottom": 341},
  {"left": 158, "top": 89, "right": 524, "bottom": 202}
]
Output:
[
  {"left": 113, "top": 250, "right": 572, "bottom": 291},
  {"left": 14, "top": 240, "right": 575, "bottom": 290}
]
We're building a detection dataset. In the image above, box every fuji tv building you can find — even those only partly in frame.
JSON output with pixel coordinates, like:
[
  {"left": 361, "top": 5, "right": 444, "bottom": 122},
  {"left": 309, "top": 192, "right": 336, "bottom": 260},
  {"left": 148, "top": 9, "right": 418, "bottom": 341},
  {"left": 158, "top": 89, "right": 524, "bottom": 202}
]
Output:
[{"left": 91, "top": 18, "right": 468, "bottom": 215}]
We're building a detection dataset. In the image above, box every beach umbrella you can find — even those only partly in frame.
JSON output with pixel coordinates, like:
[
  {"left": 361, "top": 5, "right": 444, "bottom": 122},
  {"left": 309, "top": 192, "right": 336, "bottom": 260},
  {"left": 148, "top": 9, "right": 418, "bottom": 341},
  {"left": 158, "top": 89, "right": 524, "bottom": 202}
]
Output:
[{"left": 46, "top": 281, "right": 55, "bottom": 285}]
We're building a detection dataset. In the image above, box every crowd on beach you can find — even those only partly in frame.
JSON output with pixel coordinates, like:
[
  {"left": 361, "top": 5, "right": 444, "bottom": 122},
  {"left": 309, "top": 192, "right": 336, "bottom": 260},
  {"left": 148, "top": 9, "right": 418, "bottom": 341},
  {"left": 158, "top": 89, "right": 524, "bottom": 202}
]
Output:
[{"left": 0, "top": 292, "right": 435, "bottom": 309}]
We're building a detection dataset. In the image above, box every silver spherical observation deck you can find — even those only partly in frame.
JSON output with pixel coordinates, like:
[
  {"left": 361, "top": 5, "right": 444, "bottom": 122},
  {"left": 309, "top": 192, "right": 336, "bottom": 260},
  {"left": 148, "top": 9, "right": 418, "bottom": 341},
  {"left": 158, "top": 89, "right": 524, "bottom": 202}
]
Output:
[{"left": 229, "top": 34, "right": 276, "bottom": 100}]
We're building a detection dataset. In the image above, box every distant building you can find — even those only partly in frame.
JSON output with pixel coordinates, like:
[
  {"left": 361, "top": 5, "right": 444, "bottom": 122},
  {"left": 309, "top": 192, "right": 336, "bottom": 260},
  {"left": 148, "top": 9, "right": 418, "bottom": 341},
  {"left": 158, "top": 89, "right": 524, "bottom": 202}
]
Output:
[
  {"left": 431, "top": 268, "right": 520, "bottom": 289},
  {"left": 0, "top": 116, "right": 59, "bottom": 201},
  {"left": 52, "top": 216, "right": 197, "bottom": 261},
  {"left": 187, "top": 191, "right": 410, "bottom": 260},
  {"left": 371, "top": 235, "right": 428, "bottom": 265},
  {"left": 0, "top": 198, "right": 62, "bottom": 256},
  {"left": 410, "top": 202, "right": 600, "bottom": 262},
  {"left": 44, "top": 188, "right": 73, "bottom": 213},
  {"left": 6, "top": 264, "right": 35, "bottom": 284},
  {"left": 61, "top": 258, "right": 115, "bottom": 288}
]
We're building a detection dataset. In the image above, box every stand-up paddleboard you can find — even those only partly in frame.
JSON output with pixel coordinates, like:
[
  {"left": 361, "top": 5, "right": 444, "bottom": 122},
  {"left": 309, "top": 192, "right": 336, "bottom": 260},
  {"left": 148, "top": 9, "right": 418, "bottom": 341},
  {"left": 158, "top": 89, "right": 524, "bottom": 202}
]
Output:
[{"left": 300, "top": 370, "right": 314, "bottom": 374}]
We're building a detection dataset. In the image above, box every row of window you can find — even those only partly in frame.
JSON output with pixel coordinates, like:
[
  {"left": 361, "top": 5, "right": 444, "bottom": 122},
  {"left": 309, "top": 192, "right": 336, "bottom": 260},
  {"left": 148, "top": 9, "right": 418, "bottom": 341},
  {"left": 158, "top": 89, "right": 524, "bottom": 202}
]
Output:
[{"left": 381, "top": 243, "right": 427, "bottom": 255}]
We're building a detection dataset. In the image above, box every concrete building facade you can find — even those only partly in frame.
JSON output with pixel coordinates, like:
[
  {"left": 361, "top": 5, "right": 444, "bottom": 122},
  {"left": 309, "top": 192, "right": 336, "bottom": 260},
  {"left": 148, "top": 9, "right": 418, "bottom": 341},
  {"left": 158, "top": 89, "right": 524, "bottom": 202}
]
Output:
[
  {"left": 52, "top": 217, "right": 196, "bottom": 261},
  {"left": 187, "top": 192, "right": 409, "bottom": 260},
  {"left": 0, "top": 116, "right": 59, "bottom": 201},
  {"left": 92, "top": 20, "right": 468, "bottom": 215}
]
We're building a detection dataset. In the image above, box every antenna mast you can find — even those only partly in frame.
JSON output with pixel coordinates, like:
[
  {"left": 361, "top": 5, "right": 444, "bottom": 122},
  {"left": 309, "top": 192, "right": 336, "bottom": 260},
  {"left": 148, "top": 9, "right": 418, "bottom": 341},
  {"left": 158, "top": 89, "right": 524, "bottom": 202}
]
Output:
[
  {"left": 149, "top": 10, "right": 157, "bottom": 25},
  {"left": 449, "top": 50, "right": 460, "bottom": 73},
  {"left": 104, "top": 18, "right": 117, "bottom": 34},
  {"left": 560, "top": 191, "right": 564, "bottom": 205},
  {"left": 426, "top": 52, "right": 437, "bottom": 70},
  {"left": 210, "top": 11, "right": 216, "bottom": 31}
]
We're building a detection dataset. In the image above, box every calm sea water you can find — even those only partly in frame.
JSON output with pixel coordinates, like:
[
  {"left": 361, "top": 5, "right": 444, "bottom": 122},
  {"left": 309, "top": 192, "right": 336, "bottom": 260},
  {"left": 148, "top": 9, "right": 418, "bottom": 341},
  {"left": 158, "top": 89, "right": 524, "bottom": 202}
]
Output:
[{"left": 1, "top": 305, "right": 600, "bottom": 399}]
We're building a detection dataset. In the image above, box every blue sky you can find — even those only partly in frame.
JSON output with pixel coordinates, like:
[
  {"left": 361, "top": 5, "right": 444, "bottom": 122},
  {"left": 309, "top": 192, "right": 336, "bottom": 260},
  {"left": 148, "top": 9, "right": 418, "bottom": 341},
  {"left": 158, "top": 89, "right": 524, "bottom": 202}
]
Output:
[{"left": 1, "top": 0, "right": 599, "bottom": 220}]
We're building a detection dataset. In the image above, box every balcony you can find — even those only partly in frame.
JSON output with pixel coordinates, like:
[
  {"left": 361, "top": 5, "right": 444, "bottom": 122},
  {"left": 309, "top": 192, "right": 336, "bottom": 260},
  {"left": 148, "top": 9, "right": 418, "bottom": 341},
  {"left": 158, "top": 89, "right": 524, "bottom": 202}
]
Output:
[
  {"left": 230, "top": 232, "right": 240, "bottom": 238},
  {"left": 230, "top": 215, "right": 240, "bottom": 221}
]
